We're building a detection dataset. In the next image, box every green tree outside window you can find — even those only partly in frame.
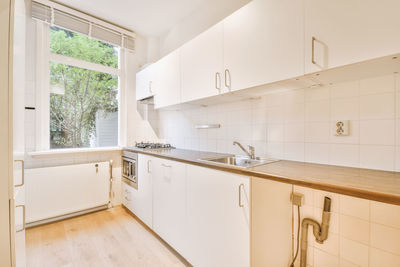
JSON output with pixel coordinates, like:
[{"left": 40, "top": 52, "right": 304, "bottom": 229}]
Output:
[{"left": 49, "top": 27, "right": 119, "bottom": 148}]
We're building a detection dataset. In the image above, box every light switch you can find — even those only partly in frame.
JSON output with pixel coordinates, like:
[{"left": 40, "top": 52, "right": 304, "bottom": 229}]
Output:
[{"left": 334, "top": 120, "right": 349, "bottom": 136}]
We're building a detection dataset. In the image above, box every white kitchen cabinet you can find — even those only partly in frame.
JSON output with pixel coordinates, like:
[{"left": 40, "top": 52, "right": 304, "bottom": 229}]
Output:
[
  {"left": 152, "top": 158, "right": 187, "bottom": 256},
  {"left": 186, "top": 165, "right": 250, "bottom": 267},
  {"left": 14, "top": 159, "right": 26, "bottom": 267},
  {"left": 121, "top": 181, "right": 134, "bottom": 211},
  {"left": 153, "top": 49, "right": 181, "bottom": 109},
  {"left": 122, "top": 154, "right": 153, "bottom": 228},
  {"left": 251, "top": 177, "right": 293, "bottom": 267},
  {"left": 14, "top": 187, "right": 26, "bottom": 267},
  {"left": 136, "top": 64, "right": 155, "bottom": 101},
  {"left": 223, "top": 0, "right": 304, "bottom": 92},
  {"left": 180, "top": 23, "right": 224, "bottom": 102},
  {"left": 305, "top": 0, "right": 400, "bottom": 73}
]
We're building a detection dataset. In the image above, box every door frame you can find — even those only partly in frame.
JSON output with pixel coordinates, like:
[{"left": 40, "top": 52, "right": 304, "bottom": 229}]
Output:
[{"left": 0, "top": 0, "right": 15, "bottom": 266}]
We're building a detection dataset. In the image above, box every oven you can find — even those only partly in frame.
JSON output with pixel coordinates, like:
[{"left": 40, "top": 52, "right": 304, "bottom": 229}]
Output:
[{"left": 122, "top": 151, "right": 138, "bottom": 189}]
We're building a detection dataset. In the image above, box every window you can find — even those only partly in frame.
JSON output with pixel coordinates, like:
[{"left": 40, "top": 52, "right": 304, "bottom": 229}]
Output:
[{"left": 48, "top": 27, "right": 120, "bottom": 149}]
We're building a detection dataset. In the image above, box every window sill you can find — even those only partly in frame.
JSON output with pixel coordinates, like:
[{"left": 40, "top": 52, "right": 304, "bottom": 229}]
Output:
[{"left": 28, "top": 147, "right": 122, "bottom": 157}]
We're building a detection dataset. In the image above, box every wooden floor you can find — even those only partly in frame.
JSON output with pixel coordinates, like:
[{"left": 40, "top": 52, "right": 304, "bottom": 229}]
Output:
[{"left": 26, "top": 206, "right": 189, "bottom": 267}]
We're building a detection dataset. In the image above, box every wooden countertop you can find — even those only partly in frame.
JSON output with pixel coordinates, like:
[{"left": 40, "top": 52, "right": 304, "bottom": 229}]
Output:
[{"left": 125, "top": 147, "right": 400, "bottom": 206}]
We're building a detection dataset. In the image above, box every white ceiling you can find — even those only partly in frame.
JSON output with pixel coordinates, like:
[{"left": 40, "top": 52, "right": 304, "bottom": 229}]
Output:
[{"left": 56, "top": 0, "right": 211, "bottom": 36}]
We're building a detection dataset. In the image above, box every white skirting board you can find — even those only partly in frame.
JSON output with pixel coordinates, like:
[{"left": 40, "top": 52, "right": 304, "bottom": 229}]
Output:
[{"left": 25, "top": 162, "right": 111, "bottom": 225}]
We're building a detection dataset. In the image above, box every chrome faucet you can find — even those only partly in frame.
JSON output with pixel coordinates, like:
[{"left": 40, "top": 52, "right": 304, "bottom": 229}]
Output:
[{"left": 233, "top": 141, "right": 255, "bottom": 159}]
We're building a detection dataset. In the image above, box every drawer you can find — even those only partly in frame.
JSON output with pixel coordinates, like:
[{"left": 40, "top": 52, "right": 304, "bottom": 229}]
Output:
[{"left": 122, "top": 182, "right": 133, "bottom": 209}]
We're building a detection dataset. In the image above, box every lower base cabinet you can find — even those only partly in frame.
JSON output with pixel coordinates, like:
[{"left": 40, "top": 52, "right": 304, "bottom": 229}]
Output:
[
  {"left": 251, "top": 177, "right": 293, "bottom": 267},
  {"left": 186, "top": 165, "right": 250, "bottom": 267},
  {"left": 152, "top": 158, "right": 188, "bottom": 257},
  {"left": 14, "top": 184, "right": 26, "bottom": 267}
]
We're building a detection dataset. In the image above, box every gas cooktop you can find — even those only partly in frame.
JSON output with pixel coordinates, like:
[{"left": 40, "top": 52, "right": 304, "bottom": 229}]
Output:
[{"left": 135, "top": 142, "right": 174, "bottom": 149}]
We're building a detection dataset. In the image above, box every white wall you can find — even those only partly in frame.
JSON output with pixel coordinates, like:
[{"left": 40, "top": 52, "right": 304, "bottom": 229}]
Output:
[
  {"left": 157, "top": 73, "right": 400, "bottom": 172},
  {"left": 158, "top": 0, "right": 250, "bottom": 57}
]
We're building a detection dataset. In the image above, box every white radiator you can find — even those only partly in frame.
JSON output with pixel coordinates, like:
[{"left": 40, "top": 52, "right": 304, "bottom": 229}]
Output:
[{"left": 25, "top": 162, "right": 111, "bottom": 225}]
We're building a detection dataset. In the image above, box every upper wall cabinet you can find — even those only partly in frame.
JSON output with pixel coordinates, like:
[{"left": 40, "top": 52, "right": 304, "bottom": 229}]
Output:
[
  {"left": 181, "top": 23, "right": 224, "bottom": 102},
  {"left": 305, "top": 0, "right": 400, "bottom": 73},
  {"left": 136, "top": 64, "right": 155, "bottom": 101},
  {"left": 223, "top": 0, "right": 304, "bottom": 92},
  {"left": 153, "top": 49, "right": 181, "bottom": 109}
]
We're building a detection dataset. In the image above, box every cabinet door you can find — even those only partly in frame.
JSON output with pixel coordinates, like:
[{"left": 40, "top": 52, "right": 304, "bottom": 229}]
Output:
[
  {"left": 153, "top": 50, "right": 181, "bottom": 109},
  {"left": 186, "top": 165, "right": 250, "bottom": 267},
  {"left": 130, "top": 154, "right": 153, "bottom": 228},
  {"left": 14, "top": 165, "right": 26, "bottom": 267},
  {"left": 251, "top": 178, "right": 292, "bottom": 267},
  {"left": 152, "top": 158, "right": 187, "bottom": 256},
  {"left": 223, "top": 0, "right": 304, "bottom": 92},
  {"left": 135, "top": 65, "right": 154, "bottom": 101},
  {"left": 305, "top": 0, "right": 400, "bottom": 73},
  {"left": 181, "top": 23, "right": 224, "bottom": 102}
]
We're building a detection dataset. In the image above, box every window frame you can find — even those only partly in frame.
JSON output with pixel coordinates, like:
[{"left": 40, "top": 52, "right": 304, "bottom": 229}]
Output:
[{"left": 35, "top": 21, "right": 126, "bottom": 151}]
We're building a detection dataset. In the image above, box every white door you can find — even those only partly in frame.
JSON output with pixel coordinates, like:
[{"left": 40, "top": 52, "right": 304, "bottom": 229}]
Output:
[
  {"left": 223, "top": 0, "right": 304, "bottom": 92},
  {"left": 135, "top": 64, "right": 154, "bottom": 101},
  {"left": 130, "top": 154, "right": 153, "bottom": 228},
  {"left": 305, "top": 0, "right": 400, "bottom": 73},
  {"left": 153, "top": 50, "right": 181, "bottom": 109},
  {"left": 186, "top": 165, "right": 250, "bottom": 267},
  {"left": 251, "top": 178, "right": 293, "bottom": 267},
  {"left": 152, "top": 158, "right": 187, "bottom": 256},
  {"left": 0, "top": 0, "right": 14, "bottom": 266},
  {"left": 181, "top": 23, "right": 224, "bottom": 102}
]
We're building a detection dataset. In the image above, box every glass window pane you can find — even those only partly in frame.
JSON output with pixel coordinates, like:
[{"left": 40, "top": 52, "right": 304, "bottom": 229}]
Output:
[
  {"left": 50, "top": 26, "right": 119, "bottom": 68},
  {"left": 50, "top": 62, "right": 119, "bottom": 149}
]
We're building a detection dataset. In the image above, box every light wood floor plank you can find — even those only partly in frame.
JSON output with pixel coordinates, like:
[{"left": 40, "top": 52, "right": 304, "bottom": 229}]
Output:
[{"left": 26, "top": 206, "right": 189, "bottom": 267}]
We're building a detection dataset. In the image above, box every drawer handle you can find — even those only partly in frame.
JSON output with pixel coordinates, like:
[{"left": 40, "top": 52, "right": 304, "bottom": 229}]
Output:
[
  {"left": 14, "top": 160, "right": 24, "bottom": 188},
  {"left": 16, "top": 205, "right": 26, "bottom": 232},
  {"left": 162, "top": 163, "right": 172, "bottom": 168},
  {"left": 238, "top": 184, "right": 244, "bottom": 208}
]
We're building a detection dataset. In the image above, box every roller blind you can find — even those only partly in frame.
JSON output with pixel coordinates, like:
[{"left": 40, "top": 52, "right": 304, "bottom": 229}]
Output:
[
  {"left": 31, "top": 1, "right": 135, "bottom": 52},
  {"left": 91, "top": 24, "right": 122, "bottom": 47},
  {"left": 31, "top": 1, "right": 51, "bottom": 23},
  {"left": 53, "top": 9, "right": 90, "bottom": 36}
]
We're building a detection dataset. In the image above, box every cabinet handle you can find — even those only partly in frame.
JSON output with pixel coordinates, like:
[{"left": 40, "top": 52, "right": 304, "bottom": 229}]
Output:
[
  {"left": 215, "top": 72, "right": 221, "bottom": 91},
  {"left": 14, "top": 160, "right": 24, "bottom": 188},
  {"left": 311, "top": 36, "right": 317, "bottom": 65},
  {"left": 147, "top": 160, "right": 151, "bottom": 173},
  {"left": 16, "top": 205, "right": 26, "bottom": 232},
  {"left": 238, "top": 183, "right": 244, "bottom": 208},
  {"left": 224, "top": 69, "right": 231, "bottom": 90},
  {"left": 149, "top": 81, "right": 153, "bottom": 94},
  {"left": 161, "top": 163, "right": 172, "bottom": 168}
]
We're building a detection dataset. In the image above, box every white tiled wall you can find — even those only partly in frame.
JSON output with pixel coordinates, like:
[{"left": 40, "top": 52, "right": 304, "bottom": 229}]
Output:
[
  {"left": 293, "top": 186, "right": 400, "bottom": 267},
  {"left": 158, "top": 73, "right": 400, "bottom": 171}
]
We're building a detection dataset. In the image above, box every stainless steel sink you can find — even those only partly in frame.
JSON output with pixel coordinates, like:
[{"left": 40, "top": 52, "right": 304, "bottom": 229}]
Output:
[{"left": 199, "top": 155, "right": 278, "bottom": 168}]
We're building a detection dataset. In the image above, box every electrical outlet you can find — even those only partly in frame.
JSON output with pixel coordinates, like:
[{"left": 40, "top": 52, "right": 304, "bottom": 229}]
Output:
[
  {"left": 291, "top": 192, "right": 304, "bottom": 206},
  {"left": 334, "top": 120, "right": 349, "bottom": 136}
]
